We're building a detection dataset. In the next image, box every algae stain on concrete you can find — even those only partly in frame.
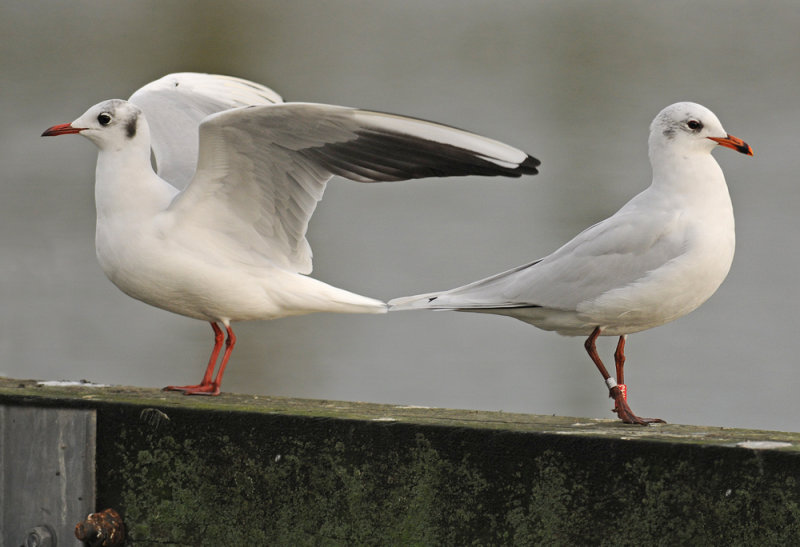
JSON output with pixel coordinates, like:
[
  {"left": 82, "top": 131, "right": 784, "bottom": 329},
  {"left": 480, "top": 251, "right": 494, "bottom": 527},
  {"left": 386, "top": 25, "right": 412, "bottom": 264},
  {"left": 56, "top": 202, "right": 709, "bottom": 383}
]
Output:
[
  {"left": 114, "top": 429, "right": 498, "bottom": 545},
  {"left": 90, "top": 399, "right": 800, "bottom": 545},
  {"left": 5, "top": 380, "right": 800, "bottom": 542},
  {"left": 109, "top": 423, "right": 800, "bottom": 545}
]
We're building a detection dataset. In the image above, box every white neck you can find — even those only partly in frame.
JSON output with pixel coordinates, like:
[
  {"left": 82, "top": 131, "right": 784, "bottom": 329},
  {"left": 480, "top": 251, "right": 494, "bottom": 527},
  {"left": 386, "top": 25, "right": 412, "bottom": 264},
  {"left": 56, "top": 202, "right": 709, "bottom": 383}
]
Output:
[
  {"left": 649, "top": 145, "right": 727, "bottom": 200},
  {"left": 94, "top": 141, "right": 177, "bottom": 222}
]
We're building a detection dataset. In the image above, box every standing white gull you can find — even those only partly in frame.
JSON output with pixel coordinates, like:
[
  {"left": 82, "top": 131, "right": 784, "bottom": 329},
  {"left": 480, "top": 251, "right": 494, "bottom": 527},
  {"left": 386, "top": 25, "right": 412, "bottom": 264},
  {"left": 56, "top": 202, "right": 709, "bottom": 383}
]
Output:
[
  {"left": 42, "top": 73, "right": 539, "bottom": 396},
  {"left": 389, "top": 102, "right": 752, "bottom": 424}
]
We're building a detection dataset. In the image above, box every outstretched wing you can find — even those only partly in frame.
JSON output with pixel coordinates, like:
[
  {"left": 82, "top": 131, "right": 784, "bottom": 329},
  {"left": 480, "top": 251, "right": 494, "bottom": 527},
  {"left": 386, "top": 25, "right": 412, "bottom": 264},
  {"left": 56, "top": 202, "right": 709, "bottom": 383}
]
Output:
[
  {"left": 168, "top": 102, "right": 540, "bottom": 274},
  {"left": 129, "top": 72, "right": 283, "bottom": 189}
]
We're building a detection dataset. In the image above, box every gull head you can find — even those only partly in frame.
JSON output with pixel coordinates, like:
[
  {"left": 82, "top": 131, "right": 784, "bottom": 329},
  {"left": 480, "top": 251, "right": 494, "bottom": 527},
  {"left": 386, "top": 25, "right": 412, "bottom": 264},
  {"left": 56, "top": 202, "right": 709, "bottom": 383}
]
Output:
[
  {"left": 649, "top": 102, "right": 753, "bottom": 158},
  {"left": 42, "top": 99, "right": 149, "bottom": 152}
]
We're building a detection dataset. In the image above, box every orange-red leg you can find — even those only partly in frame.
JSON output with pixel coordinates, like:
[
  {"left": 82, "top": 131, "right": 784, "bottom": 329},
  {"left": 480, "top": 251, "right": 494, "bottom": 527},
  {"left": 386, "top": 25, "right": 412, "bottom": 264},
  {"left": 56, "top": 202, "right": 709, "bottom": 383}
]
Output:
[
  {"left": 612, "top": 335, "right": 627, "bottom": 412},
  {"left": 164, "top": 322, "right": 233, "bottom": 396},
  {"left": 584, "top": 327, "right": 664, "bottom": 425},
  {"left": 614, "top": 334, "right": 626, "bottom": 385},
  {"left": 203, "top": 325, "right": 237, "bottom": 396}
]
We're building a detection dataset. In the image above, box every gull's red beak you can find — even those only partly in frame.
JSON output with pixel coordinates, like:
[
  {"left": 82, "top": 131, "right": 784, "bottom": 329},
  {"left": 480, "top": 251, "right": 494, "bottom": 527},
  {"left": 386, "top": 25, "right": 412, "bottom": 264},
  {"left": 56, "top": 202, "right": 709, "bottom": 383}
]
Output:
[
  {"left": 41, "top": 123, "right": 85, "bottom": 137},
  {"left": 708, "top": 134, "right": 753, "bottom": 156}
]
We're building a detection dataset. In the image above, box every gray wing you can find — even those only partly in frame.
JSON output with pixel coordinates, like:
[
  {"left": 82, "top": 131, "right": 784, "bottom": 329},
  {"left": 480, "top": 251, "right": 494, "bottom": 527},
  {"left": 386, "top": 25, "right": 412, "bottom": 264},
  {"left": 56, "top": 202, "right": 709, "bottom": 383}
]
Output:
[
  {"left": 129, "top": 72, "right": 283, "bottom": 189},
  {"left": 168, "top": 102, "right": 540, "bottom": 274}
]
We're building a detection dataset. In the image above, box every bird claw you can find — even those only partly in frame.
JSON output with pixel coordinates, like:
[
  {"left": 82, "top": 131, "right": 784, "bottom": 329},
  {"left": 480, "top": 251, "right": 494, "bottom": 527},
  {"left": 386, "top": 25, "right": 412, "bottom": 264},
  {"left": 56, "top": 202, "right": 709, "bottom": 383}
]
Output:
[
  {"left": 163, "top": 384, "right": 221, "bottom": 396},
  {"left": 609, "top": 387, "right": 665, "bottom": 425}
]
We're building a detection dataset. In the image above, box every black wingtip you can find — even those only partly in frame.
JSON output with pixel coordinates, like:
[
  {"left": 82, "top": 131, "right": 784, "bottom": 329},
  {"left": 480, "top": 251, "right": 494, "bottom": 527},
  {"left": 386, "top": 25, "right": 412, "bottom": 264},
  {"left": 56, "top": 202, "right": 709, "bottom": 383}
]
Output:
[{"left": 519, "top": 155, "right": 541, "bottom": 175}]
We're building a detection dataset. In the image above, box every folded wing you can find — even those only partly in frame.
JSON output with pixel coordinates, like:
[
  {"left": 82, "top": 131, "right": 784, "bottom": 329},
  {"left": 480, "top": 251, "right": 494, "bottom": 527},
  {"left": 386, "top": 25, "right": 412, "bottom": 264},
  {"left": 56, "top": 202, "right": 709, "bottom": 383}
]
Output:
[{"left": 390, "top": 208, "right": 687, "bottom": 311}]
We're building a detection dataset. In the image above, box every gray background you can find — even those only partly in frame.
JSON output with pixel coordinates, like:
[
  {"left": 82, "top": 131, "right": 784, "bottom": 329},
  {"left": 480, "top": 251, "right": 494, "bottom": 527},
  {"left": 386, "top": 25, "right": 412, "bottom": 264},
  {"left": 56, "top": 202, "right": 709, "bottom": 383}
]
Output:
[{"left": 1, "top": 1, "right": 797, "bottom": 431}]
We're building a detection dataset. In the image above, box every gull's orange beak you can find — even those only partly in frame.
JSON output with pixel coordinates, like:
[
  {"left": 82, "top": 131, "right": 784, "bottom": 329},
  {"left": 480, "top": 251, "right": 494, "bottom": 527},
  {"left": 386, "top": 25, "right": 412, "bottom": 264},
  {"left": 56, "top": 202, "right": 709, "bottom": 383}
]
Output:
[
  {"left": 41, "top": 123, "right": 85, "bottom": 137},
  {"left": 708, "top": 134, "right": 753, "bottom": 156}
]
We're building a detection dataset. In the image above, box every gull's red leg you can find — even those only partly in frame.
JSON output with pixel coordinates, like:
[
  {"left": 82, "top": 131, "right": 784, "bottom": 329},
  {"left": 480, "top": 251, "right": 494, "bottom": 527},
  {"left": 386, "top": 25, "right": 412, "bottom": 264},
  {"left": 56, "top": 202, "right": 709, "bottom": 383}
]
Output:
[
  {"left": 612, "top": 335, "right": 627, "bottom": 412},
  {"left": 614, "top": 334, "right": 626, "bottom": 386},
  {"left": 180, "top": 324, "right": 236, "bottom": 396},
  {"left": 584, "top": 327, "right": 614, "bottom": 383},
  {"left": 206, "top": 325, "right": 236, "bottom": 396},
  {"left": 584, "top": 327, "right": 664, "bottom": 425},
  {"left": 164, "top": 322, "right": 225, "bottom": 394}
]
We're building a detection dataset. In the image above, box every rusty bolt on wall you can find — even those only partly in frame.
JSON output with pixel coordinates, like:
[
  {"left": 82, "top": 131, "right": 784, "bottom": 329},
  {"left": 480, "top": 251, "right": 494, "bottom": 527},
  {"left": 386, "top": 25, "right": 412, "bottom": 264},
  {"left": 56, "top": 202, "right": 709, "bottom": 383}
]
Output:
[{"left": 74, "top": 508, "right": 126, "bottom": 547}]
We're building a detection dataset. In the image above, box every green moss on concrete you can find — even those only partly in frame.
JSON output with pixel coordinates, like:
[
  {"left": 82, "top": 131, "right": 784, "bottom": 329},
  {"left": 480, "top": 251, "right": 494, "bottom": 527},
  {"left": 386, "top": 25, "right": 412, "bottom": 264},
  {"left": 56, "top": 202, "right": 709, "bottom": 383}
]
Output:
[
  {"left": 4, "top": 378, "right": 800, "bottom": 544},
  {"left": 112, "top": 427, "right": 497, "bottom": 545},
  {"left": 608, "top": 457, "right": 800, "bottom": 545},
  {"left": 95, "top": 403, "right": 800, "bottom": 546}
]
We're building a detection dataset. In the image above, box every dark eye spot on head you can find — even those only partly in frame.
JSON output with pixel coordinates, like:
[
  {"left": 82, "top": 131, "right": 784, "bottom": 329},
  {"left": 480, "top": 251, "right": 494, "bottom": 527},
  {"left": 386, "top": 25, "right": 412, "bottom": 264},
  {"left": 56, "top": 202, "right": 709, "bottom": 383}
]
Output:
[
  {"left": 125, "top": 115, "right": 137, "bottom": 138},
  {"left": 687, "top": 119, "right": 703, "bottom": 131},
  {"left": 662, "top": 127, "right": 676, "bottom": 139}
]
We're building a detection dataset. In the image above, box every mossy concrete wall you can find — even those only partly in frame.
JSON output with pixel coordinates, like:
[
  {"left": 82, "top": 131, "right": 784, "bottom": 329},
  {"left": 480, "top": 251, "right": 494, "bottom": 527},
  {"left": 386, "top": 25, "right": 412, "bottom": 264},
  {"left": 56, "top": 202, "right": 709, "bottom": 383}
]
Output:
[{"left": 2, "top": 378, "right": 800, "bottom": 545}]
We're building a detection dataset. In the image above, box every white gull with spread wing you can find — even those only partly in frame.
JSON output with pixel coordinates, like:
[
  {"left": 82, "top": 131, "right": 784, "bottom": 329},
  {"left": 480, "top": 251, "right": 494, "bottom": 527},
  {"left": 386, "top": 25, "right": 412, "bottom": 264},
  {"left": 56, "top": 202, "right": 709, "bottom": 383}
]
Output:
[{"left": 42, "top": 73, "right": 539, "bottom": 395}]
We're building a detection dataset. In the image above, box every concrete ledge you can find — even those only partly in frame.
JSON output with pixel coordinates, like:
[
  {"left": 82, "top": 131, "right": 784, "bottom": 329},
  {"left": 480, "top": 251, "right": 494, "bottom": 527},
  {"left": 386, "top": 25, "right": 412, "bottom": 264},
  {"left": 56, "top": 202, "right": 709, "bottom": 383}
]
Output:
[{"left": 2, "top": 377, "right": 800, "bottom": 544}]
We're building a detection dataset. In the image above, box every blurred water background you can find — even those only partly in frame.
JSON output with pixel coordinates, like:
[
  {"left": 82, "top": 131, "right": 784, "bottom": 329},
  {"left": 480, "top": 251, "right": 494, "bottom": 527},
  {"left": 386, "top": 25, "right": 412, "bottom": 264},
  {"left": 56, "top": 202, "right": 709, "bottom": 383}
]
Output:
[{"left": 1, "top": 1, "right": 797, "bottom": 431}]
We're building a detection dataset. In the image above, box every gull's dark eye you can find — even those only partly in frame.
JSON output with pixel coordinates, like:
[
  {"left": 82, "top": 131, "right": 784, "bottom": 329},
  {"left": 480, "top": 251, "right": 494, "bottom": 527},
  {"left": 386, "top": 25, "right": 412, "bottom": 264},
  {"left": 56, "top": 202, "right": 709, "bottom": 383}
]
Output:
[
  {"left": 97, "top": 113, "right": 112, "bottom": 126},
  {"left": 687, "top": 119, "right": 703, "bottom": 131}
]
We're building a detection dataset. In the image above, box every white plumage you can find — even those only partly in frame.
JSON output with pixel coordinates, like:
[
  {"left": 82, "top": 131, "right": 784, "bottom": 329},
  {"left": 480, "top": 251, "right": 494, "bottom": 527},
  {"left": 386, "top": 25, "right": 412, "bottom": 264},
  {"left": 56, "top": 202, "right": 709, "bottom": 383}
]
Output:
[
  {"left": 390, "top": 102, "right": 752, "bottom": 424},
  {"left": 42, "top": 72, "right": 539, "bottom": 395}
]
